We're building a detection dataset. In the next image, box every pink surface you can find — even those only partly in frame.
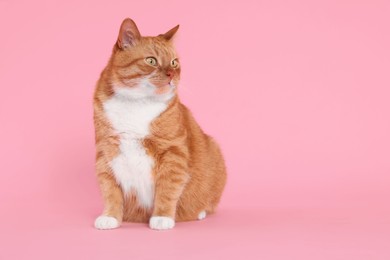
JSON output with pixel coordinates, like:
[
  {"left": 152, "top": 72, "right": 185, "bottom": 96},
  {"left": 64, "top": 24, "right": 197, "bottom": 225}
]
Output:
[{"left": 1, "top": 0, "right": 390, "bottom": 259}]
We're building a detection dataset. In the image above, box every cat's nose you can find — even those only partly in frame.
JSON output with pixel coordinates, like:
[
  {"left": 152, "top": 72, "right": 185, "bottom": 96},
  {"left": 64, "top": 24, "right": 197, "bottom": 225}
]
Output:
[{"left": 166, "top": 70, "right": 174, "bottom": 79}]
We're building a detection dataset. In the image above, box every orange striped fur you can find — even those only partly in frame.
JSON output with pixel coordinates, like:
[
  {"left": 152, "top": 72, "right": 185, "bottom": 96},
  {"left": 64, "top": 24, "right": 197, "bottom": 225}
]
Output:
[{"left": 93, "top": 18, "right": 226, "bottom": 230}]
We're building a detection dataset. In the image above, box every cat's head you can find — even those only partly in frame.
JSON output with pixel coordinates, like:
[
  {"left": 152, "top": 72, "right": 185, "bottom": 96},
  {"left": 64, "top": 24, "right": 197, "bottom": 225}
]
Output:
[{"left": 108, "top": 18, "right": 180, "bottom": 100}]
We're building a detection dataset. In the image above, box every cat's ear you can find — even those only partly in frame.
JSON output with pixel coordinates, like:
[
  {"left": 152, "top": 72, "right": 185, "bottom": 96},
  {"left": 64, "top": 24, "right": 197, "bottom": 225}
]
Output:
[
  {"left": 117, "top": 18, "right": 141, "bottom": 49},
  {"left": 160, "top": 25, "right": 179, "bottom": 41}
]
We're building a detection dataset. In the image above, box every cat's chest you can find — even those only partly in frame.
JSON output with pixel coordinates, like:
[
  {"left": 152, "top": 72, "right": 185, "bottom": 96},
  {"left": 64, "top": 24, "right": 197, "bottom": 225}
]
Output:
[
  {"left": 103, "top": 96, "right": 168, "bottom": 208},
  {"left": 103, "top": 97, "right": 167, "bottom": 138}
]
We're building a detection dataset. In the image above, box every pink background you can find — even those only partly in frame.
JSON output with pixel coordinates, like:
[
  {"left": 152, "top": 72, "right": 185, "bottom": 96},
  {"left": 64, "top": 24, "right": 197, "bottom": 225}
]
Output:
[{"left": 1, "top": 0, "right": 389, "bottom": 259}]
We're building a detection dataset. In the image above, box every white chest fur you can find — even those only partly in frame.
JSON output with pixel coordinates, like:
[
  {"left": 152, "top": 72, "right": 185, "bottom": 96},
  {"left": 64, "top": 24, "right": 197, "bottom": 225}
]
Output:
[{"left": 103, "top": 94, "right": 169, "bottom": 209}]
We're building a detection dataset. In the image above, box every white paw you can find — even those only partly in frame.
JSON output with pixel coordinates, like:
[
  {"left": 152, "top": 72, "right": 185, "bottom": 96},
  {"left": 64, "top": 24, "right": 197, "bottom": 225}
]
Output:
[
  {"left": 94, "top": 216, "right": 120, "bottom": 230},
  {"left": 198, "top": 210, "right": 207, "bottom": 220},
  {"left": 149, "top": 216, "right": 175, "bottom": 230}
]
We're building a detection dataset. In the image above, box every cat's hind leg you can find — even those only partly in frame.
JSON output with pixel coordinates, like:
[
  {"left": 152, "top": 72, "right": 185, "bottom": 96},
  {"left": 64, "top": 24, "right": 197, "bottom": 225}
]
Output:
[{"left": 197, "top": 210, "right": 207, "bottom": 220}]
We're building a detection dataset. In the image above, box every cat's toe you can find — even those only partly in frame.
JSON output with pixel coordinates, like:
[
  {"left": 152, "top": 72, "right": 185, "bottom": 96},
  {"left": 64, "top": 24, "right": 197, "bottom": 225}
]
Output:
[
  {"left": 149, "top": 216, "right": 175, "bottom": 230},
  {"left": 94, "top": 216, "right": 120, "bottom": 230},
  {"left": 197, "top": 210, "right": 207, "bottom": 220}
]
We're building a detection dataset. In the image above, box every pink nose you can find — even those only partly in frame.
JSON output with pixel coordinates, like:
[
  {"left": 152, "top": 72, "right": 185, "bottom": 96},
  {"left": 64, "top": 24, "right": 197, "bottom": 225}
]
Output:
[{"left": 166, "top": 70, "right": 174, "bottom": 79}]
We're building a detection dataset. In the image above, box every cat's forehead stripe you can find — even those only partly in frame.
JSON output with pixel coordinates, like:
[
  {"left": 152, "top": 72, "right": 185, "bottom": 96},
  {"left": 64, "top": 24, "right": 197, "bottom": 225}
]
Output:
[
  {"left": 145, "top": 39, "right": 176, "bottom": 61},
  {"left": 152, "top": 46, "right": 174, "bottom": 57}
]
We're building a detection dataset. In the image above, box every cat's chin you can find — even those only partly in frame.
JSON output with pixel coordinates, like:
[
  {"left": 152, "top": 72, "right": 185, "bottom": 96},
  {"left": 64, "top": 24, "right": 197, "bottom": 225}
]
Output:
[
  {"left": 155, "top": 84, "right": 175, "bottom": 95},
  {"left": 153, "top": 90, "right": 176, "bottom": 102}
]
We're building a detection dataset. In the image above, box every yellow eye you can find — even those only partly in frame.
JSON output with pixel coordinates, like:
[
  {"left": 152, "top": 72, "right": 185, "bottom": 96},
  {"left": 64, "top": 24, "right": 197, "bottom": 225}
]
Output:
[
  {"left": 145, "top": 57, "right": 158, "bottom": 66},
  {"left": 171, "top": 59, "right": 179, "bottom": 68}
]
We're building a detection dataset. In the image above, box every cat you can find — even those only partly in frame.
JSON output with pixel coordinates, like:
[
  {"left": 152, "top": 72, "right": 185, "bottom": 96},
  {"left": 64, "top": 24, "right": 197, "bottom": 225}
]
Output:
[{"left": 93, "top": 18, "right": 226, "bottom": 230}]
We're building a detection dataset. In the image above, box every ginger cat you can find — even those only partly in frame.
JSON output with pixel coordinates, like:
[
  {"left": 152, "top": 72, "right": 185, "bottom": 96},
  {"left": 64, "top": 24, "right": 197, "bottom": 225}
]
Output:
[{"left": 93, "top": 18, "right": 226, "bottom": 230}]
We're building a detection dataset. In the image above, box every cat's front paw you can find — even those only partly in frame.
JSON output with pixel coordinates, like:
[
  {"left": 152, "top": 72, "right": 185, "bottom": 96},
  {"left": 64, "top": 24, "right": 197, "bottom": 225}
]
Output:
[
  {"left": 149, "top": 216, "right": 175, "bottom": 230},
  {"left": 94, "top": 216, "right": 120, "bottom": 230}
]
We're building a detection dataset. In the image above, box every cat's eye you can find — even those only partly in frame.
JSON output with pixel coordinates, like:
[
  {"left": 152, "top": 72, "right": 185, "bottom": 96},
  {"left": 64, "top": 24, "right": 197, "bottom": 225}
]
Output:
[
  {"left": 145, "top": 57, "right": 158, "bottom": 66},
  {"left": 171, "top": 59, "right": 179, "bottom": 68}
]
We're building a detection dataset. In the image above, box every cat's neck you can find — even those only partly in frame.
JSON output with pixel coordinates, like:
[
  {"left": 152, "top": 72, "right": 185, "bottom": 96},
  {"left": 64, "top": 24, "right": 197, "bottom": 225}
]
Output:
[{"left": 111, "top": 82, "right": 176, "bottom": 103}]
